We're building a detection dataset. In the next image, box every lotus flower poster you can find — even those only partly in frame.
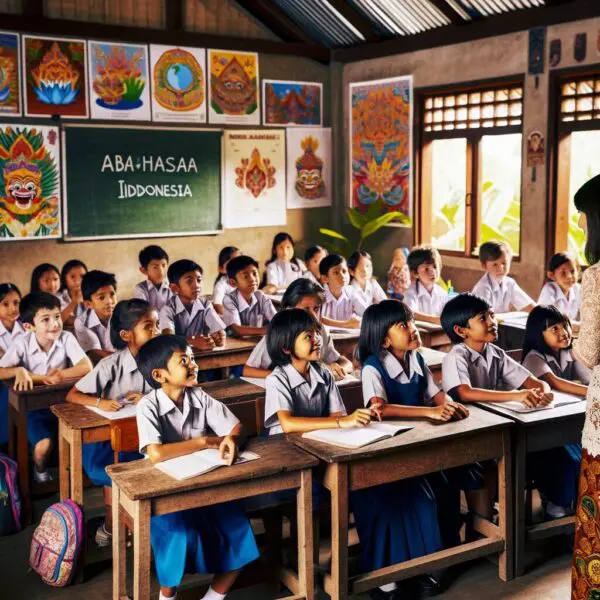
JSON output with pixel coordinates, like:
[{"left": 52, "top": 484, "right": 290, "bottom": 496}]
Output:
[
  {"left": 286, "top": 128, "right": 331, "bottom": 209},
  {"left": 0, "top": 32, "right": 21, "bottom": 116},
  {"left": 223, "top": 130, "right": 286, "bottom": 228},
  {"left": 88, "top": 41, "right": 151, "bottom": 121},
  {"left": 22, "top": 35, "right": 87, "bottom": 118},
  {"left": 0, "top": 125, "right": 61, "bottom": 241},
  {"left": 150, "top": 45, "right": 206, "bottom": 123},
  {"left": 350, "top": 75, "right": 413, "bottom": 224}
]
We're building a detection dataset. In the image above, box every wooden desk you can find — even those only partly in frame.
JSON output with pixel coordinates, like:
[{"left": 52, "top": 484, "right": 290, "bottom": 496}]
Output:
[
  {"left": 193, "top": 336, "right": 258, "bottom": 371},
  {"left": 417, "top": 324, "right": 451, "bottom": 350},
  {"left": 291, "top": 407, "right": 514, "bottom": 599},
  {"left": 107, "top": 437, "right": 318, "bottom": 600},
  {"left": 476, "top": 400, "right": 585, "bottom": 577},
  {"left": 330, "top": 330, "right": 360, "bottom": 364}
]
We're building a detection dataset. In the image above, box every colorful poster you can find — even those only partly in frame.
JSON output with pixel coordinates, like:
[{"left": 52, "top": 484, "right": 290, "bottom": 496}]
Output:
[
  {"left": 23, "top": 35, "right": 87, "bottom": 118},
  {"left": 223, "top": 129, "right": 285, "bottom": 228},
  {"left": 263, "top": 79, "right": 322, "bottom": 127},
  {"left": 149, "top": 44, "right": 206, "bottom": 123},
  {"left": 286, "top": 127, "right": 331, "bottom": 209},
  {"left": 208, "top": 50, "right": 259, "bottom": 125},
  {"left": 350, "top": 76, "right": 412, "bottom": 223},
  {"left": 0, "top": 125, "right": 61, "bottom": 241},
  {"left": 0, "top": 32, "right": 20, "bottom": 116},
  {"left": 88, "top": 41, "right": 151, "bottom": 121}
]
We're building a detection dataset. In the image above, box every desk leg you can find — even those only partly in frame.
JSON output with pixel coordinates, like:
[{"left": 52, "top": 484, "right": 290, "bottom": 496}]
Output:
[
  {"left": 69, "top": 429, "right": 84, "bottom": 506},
  {"left": 58, "top": 421, "right": 70, "bottom": 501},
  {"left": 132, "top": 499, "right": 151, "bottom": 600},
  {"left": 112, "top": 485, "right": 127, "bottom": 600},
  {"left": 514, "top": 427, "right": 527, "bottom": 578},
  {"left": 498, "top": 429, "right": 514, "bottom": 581},
  {"left": 297, "top": 469, "right": 314, "bottom": 600},
  {"left": 16, "top": 407, "right": 31, "bottom": 525},
  {"left": 330, "top": 463, "right": 349, "bottom": 600},
  {"left": 8, "top": 403, "right": 15, "bottom": 458}
]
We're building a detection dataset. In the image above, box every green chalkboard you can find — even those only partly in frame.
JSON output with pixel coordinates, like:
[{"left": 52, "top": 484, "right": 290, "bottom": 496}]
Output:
[{"left": 63, "top": 125, "right": 222, "bottom": 240}]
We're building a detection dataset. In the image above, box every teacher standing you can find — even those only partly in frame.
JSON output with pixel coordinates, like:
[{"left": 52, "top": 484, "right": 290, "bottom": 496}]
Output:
[{"left": 571, "top": 174, "right": 600, "bottom": 600}]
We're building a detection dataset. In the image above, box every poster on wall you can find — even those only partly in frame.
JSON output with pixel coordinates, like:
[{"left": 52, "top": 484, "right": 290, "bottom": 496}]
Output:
[
  {"left": 149, "top": 44, "right": 206, "bottom": 123},
  {"left": 208, "top": 49, "right": 259, "bottom": 125},
  {"left": 223, "top": 129, "right": 285, "bottom": 228},
  {"left": 349, "top": 75, "right": 412, "bottom": 224},
  {"left": 286, "top": 127, "right": 331, "bottom": 209},
  {"left": 263, "top": 79, "right": 322, "bottom": 127},
  {"left": 0, "top": 124, "right": 61, "bottom": 241},
  {"left": 0, "top": 32, "right": 21, "bottom": 116},
  {"left": 88, "top": 41, "right": 151, "bottom": 121},
  {"left": 23, "top": 35, "right": 88, "bottom": 118}
]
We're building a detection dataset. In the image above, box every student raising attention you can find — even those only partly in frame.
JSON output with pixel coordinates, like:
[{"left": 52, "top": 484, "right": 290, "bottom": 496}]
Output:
[
  {"left": 263, "top": 232, "right": 305, "bottom": 294},
  {"left": 538, "top": 252, "right": 581, "bottom": 322}
]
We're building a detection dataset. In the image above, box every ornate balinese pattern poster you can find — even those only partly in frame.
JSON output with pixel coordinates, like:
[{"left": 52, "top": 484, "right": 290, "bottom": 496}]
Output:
[
  {"left": 23, "top": 35, "right": 88, "bottom": 118},
  {"left": 350, "top": 75, "right": 413, "bottom": 223},
  {"left": 263, "top": 80, "right": 322, "bottom": 126},
  {"left": 0, "top": 32, "right": 21, "bottom": 116},
  {"left": 0, "top": 125, "right": 61, "bottom": 240},
  {"left": 208, "top": 50, "right": 259, "bottom": 125},
  {"left": 88, "top": 41, "right": 151, "bottom": 121},
  {"left": 223, "top": 129, "right": 285, "bottom": 228},
  {"left": 286, "top": 127, "right": 331, "bottom": 209},
  {"left": 150, "top": 44, "right": 206, "bottom": 123}
]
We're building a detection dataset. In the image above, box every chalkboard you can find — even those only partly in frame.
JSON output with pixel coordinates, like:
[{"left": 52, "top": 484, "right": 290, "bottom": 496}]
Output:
[{"left": 62, "top": 125, "right": 222, "bottom": 240}]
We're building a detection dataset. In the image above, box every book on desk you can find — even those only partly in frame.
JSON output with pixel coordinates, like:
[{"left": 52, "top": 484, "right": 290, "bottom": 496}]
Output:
[
  {"left": 301, "top": 421, "right": 411, "bottom": 449},
  {"left": 86, "top": 402, "right": 138, "bottom": 420},
  {"left": 480, "top": 391, "right": 584, "bottom": 413}
]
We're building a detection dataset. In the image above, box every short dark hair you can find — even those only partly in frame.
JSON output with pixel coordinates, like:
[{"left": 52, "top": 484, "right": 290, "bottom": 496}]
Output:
[
  {"left": 215, "top": 246, "right": 240, "bottom": 285},
  {"left": 358, "top": 300, "right": 414, "bottom": 364},
  {"left": 226, "top": 255, "right": 259, "bottom": 280},
  {"left": 30, "top": 263, "right": 59, "bottom": 293},
  {"left": 319, "top": 253, "right": 345, "bottom": 277},
  {"left": 137, "top": 335, "right": 189, "bottom": 390},
  {"left": 407, "top": 247, "right": 439, "bottom": 273},
  {"left": 167, "top": 259, "right": 202, "bottom": 285},
  {"left": 522, "top": 305, "right": 571, "bottom": 362},
  {"left": 266, "top": 309, "right": 321, "bottom": 367},
  {"left": 139, "top": 245, "right": 169, "bottom": 269},
  {"left": 82, "top": 270, "right": 117, "bottom": 301},
  {"left": 0, "top": 283, "right": 21, "bottom": 303},
  {"left": 281, "top": 278, "right": 325, "bottom": 310},
  {"left": 110, "top": 299, "right": 153, "bottom": 350},
  {"left": 304, "top": 245, "right": 328, "bottom": 263},
  {"left": 440, "top": 293, "right": 491, "bottom": 344},
  {"left": 478, "top": 240, "right": 512, "bottom": 263},
  {"left": 60, "top": 259, "right": 88, "bottom": 292},
  {"left": 347, "top": 251, "right": 371, "bottom": 275},
  {"left": 547, "top": 251, "right": 577, "bottom": 274},
  {"left": 19, "top": 292, "right": 61, "bottom": 325},
  {"left": 574, "top": 174, "right": 600, "bottom": 265}
]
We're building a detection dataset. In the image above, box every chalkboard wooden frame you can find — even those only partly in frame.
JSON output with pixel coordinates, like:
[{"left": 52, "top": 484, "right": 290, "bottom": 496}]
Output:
[{"left": 62, "top": 123, "right": 224, "bottom": 242}]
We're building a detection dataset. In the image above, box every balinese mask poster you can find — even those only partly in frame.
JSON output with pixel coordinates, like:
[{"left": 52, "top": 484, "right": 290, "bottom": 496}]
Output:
[
  {"left": 0, "top": 32, "right": 21, "bottom": 116},
  {"left": 263, "top": 80, "right": 322, "bottom": 126}
]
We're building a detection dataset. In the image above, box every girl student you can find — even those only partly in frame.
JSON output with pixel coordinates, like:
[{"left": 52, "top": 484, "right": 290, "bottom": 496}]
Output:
[
  {"left": 66, "top": 299, "right": 159, "bottom": 546},
  {"left": 538, "top": 252, "right": 581, "bottom": 322},
  {"left": 263, "top": 232, "right": 305, "bottom": 294},
  {"left": 303, "top": 245, "right": 328, "bottom": 284},
  {"left": 348, "top": 250, "right": 387, "bottom": 307},
  {"left": 212, "top": 246, "right": 241, "bottom": 315},
  {"left": 30, "top": 263, "right": 60, "bottom": 296},
  {"left": 521, "top": 305, "right": 587, "bottom": 519},
  {"left": 59, "top": 259, "right": 88, "bottom": 328},
  {"left": 243, "top": 278, "right": 352, "bottom": 380}
]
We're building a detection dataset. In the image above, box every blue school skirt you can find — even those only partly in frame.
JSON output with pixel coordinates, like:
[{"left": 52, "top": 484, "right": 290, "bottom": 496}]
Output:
[
  {"left": 0, "top": 384, "right": 7, "bottom": 446},
  {"left": 351, "top": 476, "right": 442, "bottom": 572},
  {"left": 150, "top": 502, "right": 260, "bottom": 588},
  {"left": 82, "top": 441, "right": 141, "bottom": 487},
  {"left": 27, "top": 408, "right": 57, "bottom": 446}
]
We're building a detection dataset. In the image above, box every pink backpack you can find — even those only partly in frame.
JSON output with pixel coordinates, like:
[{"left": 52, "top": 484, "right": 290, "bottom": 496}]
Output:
[
  {"left": 0, "top": 453, "right": 21, "bottom": 535},
  {"left": 29, "top": 499, "right": 84, "bottom": 586}
]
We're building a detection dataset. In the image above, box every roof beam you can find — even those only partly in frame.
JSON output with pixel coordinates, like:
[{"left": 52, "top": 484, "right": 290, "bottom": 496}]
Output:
[
  {"left": 429, "top": 0, "right": 466, "bottom": 26},
  {"left": 23, "top": 0, "right": 43, "bottom": 18},
  {"left": 333, "top": 0, "right": 600, "bottom": 63},
  {"left": 165, "top": 0, "right": 184, "bottom": 31},
  {"left": 326, "top": 0, "right": 381, "bottom": 42}
]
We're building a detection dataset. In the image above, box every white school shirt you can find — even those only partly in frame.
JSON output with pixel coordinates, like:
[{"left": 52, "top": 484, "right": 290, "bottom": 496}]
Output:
[
  {"left": 136, "top": 387, "right": 239, "bottom": 454},
  {"left": 265, "top": 259, "right": 306, "bottom": 288},
  {"left": 212, "top": 276, "right": 234, "bottom": 306},
  {"left": 322, "top": 284, "right": 368, "bottom": 321},
  {"left": 264, "top": 362, "right": 346, "bottom": 435},
  {"left": 404, "top": 281, "right": 449, "bottom": 317},
  {"left": 221, "top": 290, "right": 277, "bottom": 328},
  {"left": 58, "top": 290, "right": 86, "bottom": 319},
  {"left": 302, "top": 271, "right": 320, "bottom": 285},
  {"left": 350, "top": 278, "right": 387, "bottom": 307},
  {"left": 74, "top": 309, "right": 114, "bottom": 353},
  {"left": 522, "top": 348, "right": 591, "bottom": 385},
  {"left": 0, "top": 330, "right": 87, "bottom": 374},
  {"left": 472, "top": 273, "right": 533, "bottom": 313},
  {"left": 133, "top": 279, "right": 174, "bottom": 312},
  {"left": 159, "top": 295, "right": 225, "bottom": 337},
  {"left": 0, "top": 320, "right": 25, "bottom": 358},
  {"left": 362, "top": 349, "right": 441, "bottom": 405},
  {"left": 537, "top": 281, "right": 581, "bottom": 321}
]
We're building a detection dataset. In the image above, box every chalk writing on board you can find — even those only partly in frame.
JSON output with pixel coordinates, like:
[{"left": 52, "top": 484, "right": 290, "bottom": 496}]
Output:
[
  {"left": 100, "top": 155, "right": 198, "bottom": 173},
  {"left": 117, "top": 181, "right": 192, "bottom": 199}
]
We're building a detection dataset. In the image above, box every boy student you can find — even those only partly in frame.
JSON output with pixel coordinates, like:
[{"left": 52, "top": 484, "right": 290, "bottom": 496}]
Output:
[
  {"left": 222, "top": 255, "right": 277, "bottom": 337},
  {"left": 133, "top": 245, "right": 173, "bottom": 311},
  {"left": 74, "top": 270, "right": 117, "bottom": 363},
  {"left": 0, "top": 292, "right": 92, "bottom": 482},
  {"left": 319, "top": 254, "right": 368, "bottom": 329},
  {"left": 404, "top": 245, "right": 449, "bottom": 325},
  {"left": 472, "top": 240, "right": 535, "bottom": 314},
  {"left": 159, "top": 259, "right": 226, "bottom": 351}
]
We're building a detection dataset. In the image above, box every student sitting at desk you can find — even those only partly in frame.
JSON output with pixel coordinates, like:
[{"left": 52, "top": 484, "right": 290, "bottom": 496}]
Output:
[
  {"left": 0, "top": 292, "right": 92, "bottom": 483},
  {"left": 136, "top": 335, "right": 259, "bottom": 600},
  {"left": 348, "top": 250, "right": 387, "bottom": 307},
  {"left": 133, "top": 245, "right": 173, "bottom": 311},
  {"left": 0, "top": 283, "right": 24, "bottom": 358},
  {"left": 212, "top": 246, "right": 241, "bottom": 316},
  {"left": 263, "top": 232, "right": 305, "bottom": 295},
  {"left": 303, "top": 245, "right": 327, "bottom": 284},
  {"left": 538, "top": 252, "right": 581, "bottom": 322}
]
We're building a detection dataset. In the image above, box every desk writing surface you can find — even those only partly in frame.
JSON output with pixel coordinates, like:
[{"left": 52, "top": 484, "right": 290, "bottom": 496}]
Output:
[
  {"left": 106, "top": 437, "right": 317, "bottom": 501},
  {"left": 9, "top": 377, "right": 80, "bottom": 398},
  {"left": 193, "top": 336, "right": 258, "bottom": 357},
  {"left": 476, "top": 399, "right": 586, "bottom": 426},
  {"left": 290, "top": 405, "right": 512, "bottom": 464},
  {"left": 51, "top": 402, "right": 109, "bottom": 429},
  {"left": 201, "top": 378, "right": 265, "bottom": 403}
]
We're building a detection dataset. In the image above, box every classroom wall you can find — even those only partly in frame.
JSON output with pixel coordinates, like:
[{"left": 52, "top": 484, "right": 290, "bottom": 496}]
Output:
[
  {"left": 338, "top": 16, "right": 600, "bottom": 297},
  {"left": 0, "top": 0, "right": 332, "bottom": 296}
]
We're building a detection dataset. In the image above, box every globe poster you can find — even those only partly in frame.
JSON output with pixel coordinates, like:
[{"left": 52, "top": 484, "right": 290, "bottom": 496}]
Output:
[{"left": 150, "top": 45, "right": 206, "bottom": 123}]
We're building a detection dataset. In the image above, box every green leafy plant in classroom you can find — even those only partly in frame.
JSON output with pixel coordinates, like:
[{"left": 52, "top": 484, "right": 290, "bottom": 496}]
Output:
[
  {"left": 432, "top": 198, "right": 465, "bottom": 251},
  {"left": 477, "top": 180, "right": 521, "bottom": 255},
  {"left": 568, "top": 210, "right": 588, "bottom": 266}
]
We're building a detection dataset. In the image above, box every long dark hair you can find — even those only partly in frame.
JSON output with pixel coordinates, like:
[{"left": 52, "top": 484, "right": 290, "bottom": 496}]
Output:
[
  {"left": 281, "top": 278, "right": 325, "bottom": 309},
  {"left": 214, "top": 246, "right": 239, "bottom": 286},
  {"left": 30, "top": 263, "right": 60, "bottom": 293},
  {"left": 522, "top": 305, "right": 571, "bottom": 361},
  {"left": 0, "top": 283, "right": 21, "bottom": 303},
  {"left": 60, "top": 259, "right": 88, "bottom": 292},
  {"left": 266, "top": 232, "right": 302, "bottom": 270},
  {"left": 347, "top": 251, "right": 371, "bottom": 282},
  {"left": 574, "top": 174, "right": 600, "bottom": 265},
  {"left": 266, "top": 308, "right": 321, "bottom": 367},
  {"left": 109, "top": 299, "right": 154, "bottom": 350}
]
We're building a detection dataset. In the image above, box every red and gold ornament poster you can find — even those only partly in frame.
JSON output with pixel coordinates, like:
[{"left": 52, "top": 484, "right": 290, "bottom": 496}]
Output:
[{"left": 0, "top": 31, "right": 21, "bottom": 116}]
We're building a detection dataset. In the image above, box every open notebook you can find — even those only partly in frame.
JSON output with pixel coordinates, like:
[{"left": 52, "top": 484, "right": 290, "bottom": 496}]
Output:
[
  {"left": 495, "top": 312, "right": 529, "bottom": 329},
  {"left": 482, "top": 391, "right": 584, "bottom": 414},
  {"left": 155, "top": 449, "right": 260, "bottom": 481},
  {"left": 86, "top": 402, "right": 138, "bottom": 420},
  {"left": 302, "top": 422, "right": 411, "bottom": 449}
]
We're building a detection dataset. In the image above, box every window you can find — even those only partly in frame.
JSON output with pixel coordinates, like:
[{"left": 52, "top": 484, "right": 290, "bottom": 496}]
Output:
[{"left": 420, "top": 81, "right": 524, "bottom": 257}]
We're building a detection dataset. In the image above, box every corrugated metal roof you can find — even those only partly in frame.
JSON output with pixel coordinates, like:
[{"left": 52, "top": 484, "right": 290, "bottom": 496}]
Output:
[{"left": 456, "top": 0, "right": 545, "bottom": 18}]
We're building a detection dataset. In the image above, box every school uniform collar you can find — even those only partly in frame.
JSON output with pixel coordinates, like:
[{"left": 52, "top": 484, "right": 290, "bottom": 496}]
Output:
[
  {"left": 282, "top": 362, "right": 325, "bottom": 388},
  {"left": 543, "top": 348, "right": 573, "bottom": 372},
  {"left": 155, "top": 387, "right": 204, "bottom": 418},
  {"left": 547, "top": 281, "right": 573, "bottom": 302},
  {"left": 415, "top": 280, "right": 437, "bottom": 299},
  {"left": 350, "top": 279, "right": 371, "bottom": 294},
  {"left": 235, "top": 289, "right": 257, "bottom": 312},
  {"left": 0, "top": 319, "right": 24, "bottom": 338},
  {"left": 462, "top": 342, "right": 504, "bottom": 372},
  {"left": 486, "top": 273, "right": 507, "bottom": 294},
  {"left": 82, "top": 308, "right": 107, "bottom": 330},
  {"left": 145, "top": 279, "right": 171, "bottom": 294},
  {"left": 378, "top": 349, "right": 424, "bottom": 380},
  {"left": 324, "top": 284, "right": 351, "bottom": 304},
  {"left": 27, "top": 330, "right": 65, "bottom": 356},
  {"left": 121, "top": 348, "right": 139, "bottom": 374},
  {"left": 173, "top": 295, "right": 206, "bottom": 320}
]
